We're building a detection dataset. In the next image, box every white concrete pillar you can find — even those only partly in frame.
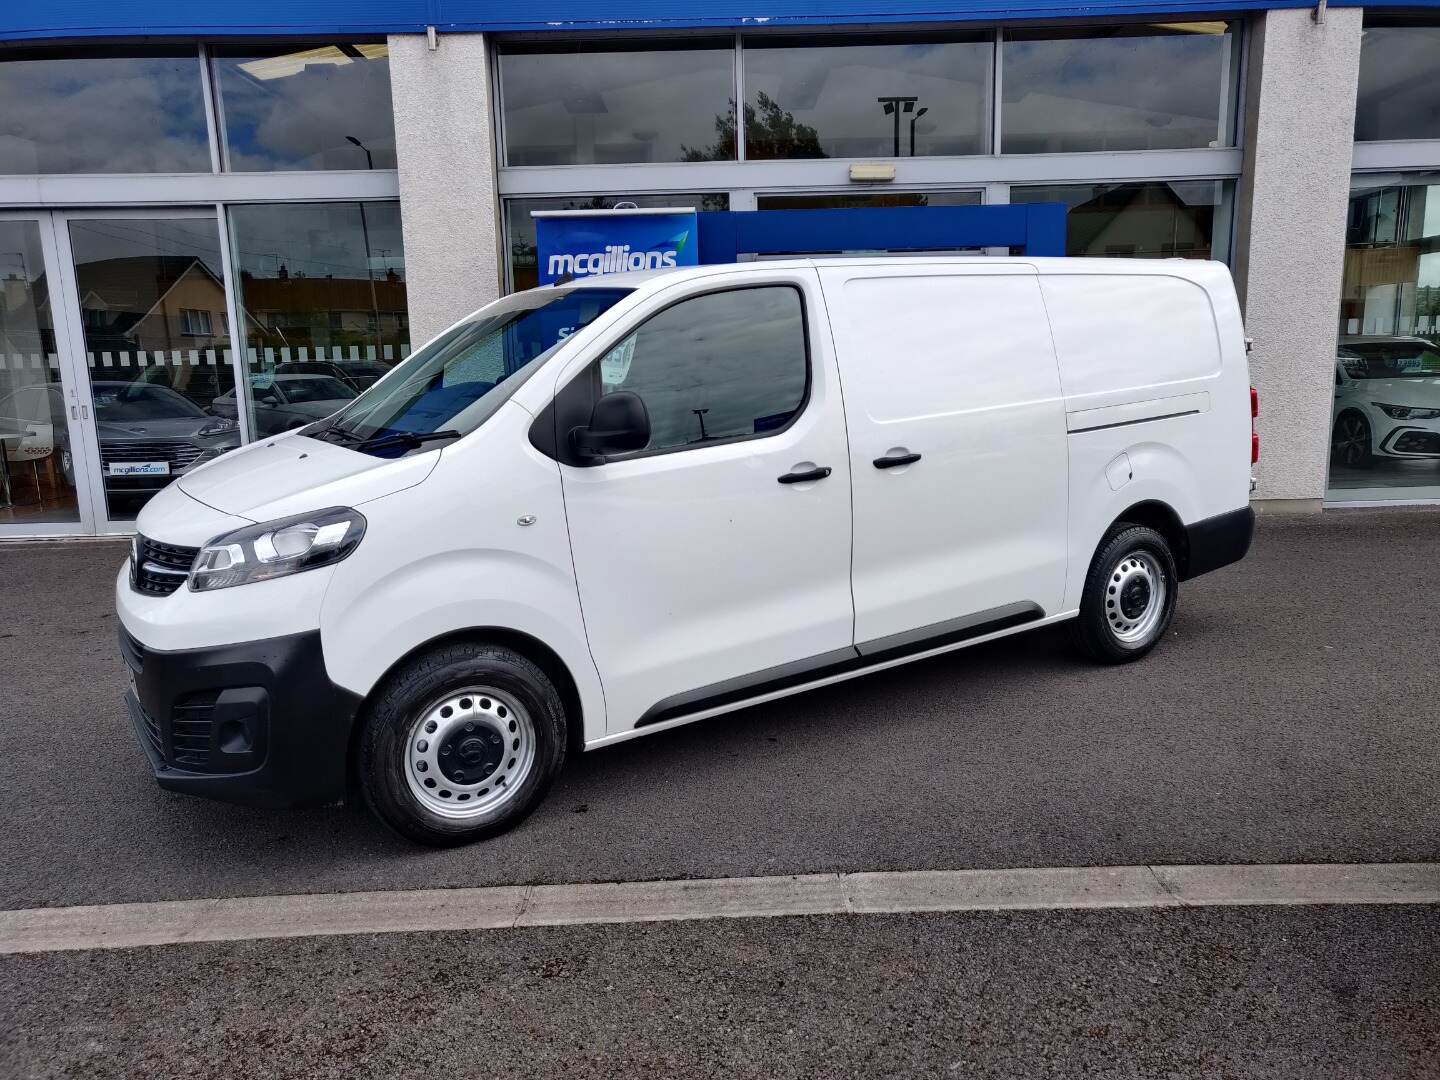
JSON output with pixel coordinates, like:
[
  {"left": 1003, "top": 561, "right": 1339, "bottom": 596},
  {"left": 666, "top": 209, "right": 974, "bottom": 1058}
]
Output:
[
  {"left": 1231, "top": 9, "right": 1363, "bottom": 507},
  {"left": 388, "top": 33, "right": 502, "bottom": 347}
]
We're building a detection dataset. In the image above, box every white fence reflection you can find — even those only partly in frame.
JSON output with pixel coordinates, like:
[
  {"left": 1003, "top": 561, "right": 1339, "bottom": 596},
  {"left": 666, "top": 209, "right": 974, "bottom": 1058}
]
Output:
[{"left": 0, "top": 343, "right": 414, "bottom": 374}]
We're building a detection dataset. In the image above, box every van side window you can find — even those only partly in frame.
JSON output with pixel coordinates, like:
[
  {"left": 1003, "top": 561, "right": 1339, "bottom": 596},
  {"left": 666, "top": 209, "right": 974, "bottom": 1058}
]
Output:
[{"left": 594, "top": 286, "right": 808, "bottom": 454}]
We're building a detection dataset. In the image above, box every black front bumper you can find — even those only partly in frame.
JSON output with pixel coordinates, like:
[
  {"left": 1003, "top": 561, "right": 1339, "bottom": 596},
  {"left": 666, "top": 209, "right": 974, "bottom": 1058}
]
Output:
[
  {"left": 1181, "top": 505, "right": 1255, "bottom": 581},
  {"left": 121, "top": 626, "right": 362, "bottom": 809}
]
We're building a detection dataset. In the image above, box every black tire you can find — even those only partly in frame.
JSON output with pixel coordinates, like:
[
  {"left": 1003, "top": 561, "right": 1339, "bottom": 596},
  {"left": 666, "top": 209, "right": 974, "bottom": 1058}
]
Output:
[
  {"left": 1331, "top": 411, "right": 1374, "bottom": 469},
  {"left": 1070, "top": 524, "right": 1178, "bottom": 664},
  {"left": 359, "top": 641, "right": 567, "bottom": 846}
]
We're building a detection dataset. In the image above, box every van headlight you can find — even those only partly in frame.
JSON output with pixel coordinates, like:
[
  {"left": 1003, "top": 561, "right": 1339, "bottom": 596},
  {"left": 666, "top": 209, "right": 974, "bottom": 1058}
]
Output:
[{"left": 189, "top": 507, "right": 366, "bottom": 592}]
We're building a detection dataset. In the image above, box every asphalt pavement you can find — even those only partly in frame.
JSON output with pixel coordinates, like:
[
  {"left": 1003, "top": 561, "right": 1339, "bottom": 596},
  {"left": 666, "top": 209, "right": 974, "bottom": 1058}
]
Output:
[
  {"left": 2, "top": 508, "right": 1440, "bottom": 909},
  {"left": 3, "top": 904, "right": 1437, "bottom": 1079},
  {"left": 3, "top": 507, "right": 1440, "bottom": 1079}
]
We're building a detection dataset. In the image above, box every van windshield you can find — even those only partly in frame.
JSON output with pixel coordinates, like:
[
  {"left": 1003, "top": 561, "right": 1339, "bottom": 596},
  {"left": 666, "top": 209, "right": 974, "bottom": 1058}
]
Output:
[{"left": 305, "top": 286, "right": 632, "bottom": 454}]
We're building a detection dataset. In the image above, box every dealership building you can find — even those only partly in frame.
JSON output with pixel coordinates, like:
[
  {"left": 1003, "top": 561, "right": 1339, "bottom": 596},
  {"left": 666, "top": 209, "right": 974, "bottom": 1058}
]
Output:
[{"left": 0, "top": 0, "right": 1438, "bottom": 536}]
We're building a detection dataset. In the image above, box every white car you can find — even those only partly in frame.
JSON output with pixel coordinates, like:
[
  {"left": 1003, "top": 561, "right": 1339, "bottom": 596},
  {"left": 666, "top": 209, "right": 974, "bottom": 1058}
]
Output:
[
  {"left": 1332, "top": 338, "right": 1440, "bottom": 468},
  {"left": 118, "top": 257, "right": 1255, "bottom": 846}
]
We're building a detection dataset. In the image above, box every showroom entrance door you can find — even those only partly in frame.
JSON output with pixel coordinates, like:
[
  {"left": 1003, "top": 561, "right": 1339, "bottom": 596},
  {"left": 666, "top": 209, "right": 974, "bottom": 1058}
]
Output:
[
  {"left": 55, "top": 210, "right": 242, "bottom": 533},
  {"left": 0, "top": 212, "right": 96, "bottom": 536},
  {"left": 0, "top": 209, "right": 245, "bottom": 537}
]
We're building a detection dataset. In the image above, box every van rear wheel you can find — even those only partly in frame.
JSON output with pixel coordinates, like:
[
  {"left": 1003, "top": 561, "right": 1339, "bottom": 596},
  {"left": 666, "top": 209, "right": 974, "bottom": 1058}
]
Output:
[
  {"left": 359, "top": 642, "right": 567, "bottom": 846},
  {"left": 1070, "top": 524, "right": 1178, "bottom": 664}
]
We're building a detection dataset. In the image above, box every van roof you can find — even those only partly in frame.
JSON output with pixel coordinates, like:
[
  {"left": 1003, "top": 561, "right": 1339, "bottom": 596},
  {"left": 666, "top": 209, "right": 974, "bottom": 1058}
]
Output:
[{"left": 563, "top": 256, "right": 1230, "bottom": 289}]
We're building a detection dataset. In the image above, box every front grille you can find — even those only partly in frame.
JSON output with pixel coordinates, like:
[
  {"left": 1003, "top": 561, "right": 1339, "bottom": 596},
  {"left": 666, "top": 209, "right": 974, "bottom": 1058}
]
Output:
[
  {"left": 131, "top": 535, "right": 199, "bottom": 595},
  {"left": 100, "top": 440, "right": 204, "bottom": 470},
  {"left": 171, "top": 692, "right": 217, "bottom": 768}
]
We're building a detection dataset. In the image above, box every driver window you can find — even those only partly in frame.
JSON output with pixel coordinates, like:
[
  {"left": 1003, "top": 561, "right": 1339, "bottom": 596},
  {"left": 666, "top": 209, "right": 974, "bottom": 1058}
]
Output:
[{"left": 594, "top": 286, "right": 808, "bottom": 454}]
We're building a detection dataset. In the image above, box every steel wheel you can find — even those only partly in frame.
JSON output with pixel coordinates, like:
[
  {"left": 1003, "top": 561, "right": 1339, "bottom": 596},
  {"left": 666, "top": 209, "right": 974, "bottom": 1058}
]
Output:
[
  {"left": 403, "top": 686, "right": 537, "bottom": 820},
  {"left": 1105, "top": 551, "right": 1167, "bottom": 644},
  {"left": 1332, "top": 413, "right": 1371, "bottom": 467}
]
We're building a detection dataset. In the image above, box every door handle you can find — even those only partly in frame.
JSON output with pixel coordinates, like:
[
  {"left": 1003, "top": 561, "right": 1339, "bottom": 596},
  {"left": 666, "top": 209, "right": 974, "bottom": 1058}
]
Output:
[
  {"left": 777, "top": 466, "right": 832, "bottom": 485},
  {"left": 873, "top": 452, "right": 921, "bottom": 469}
]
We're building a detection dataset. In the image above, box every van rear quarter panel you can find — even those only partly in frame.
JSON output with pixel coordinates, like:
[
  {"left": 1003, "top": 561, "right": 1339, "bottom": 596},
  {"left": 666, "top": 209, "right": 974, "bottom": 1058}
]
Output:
[{"left": 1036, "top": 262, "right": 1251, "bottom": 610}]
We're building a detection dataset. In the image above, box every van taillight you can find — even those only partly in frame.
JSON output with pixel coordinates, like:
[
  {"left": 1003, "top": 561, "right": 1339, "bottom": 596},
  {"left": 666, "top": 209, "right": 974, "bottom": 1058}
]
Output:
[{"left": 1250, "top": 387, "right": 1259, "bottom": 464}]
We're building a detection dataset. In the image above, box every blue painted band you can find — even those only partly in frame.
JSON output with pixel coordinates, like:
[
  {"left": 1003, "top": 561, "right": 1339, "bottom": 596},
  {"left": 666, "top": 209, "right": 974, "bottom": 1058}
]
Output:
[
  {"left": 0, "top": 0, "right": 1397, "bottom": 42},
  {"left": 696, "top": 204, "right": 1067, "bottom": 261}
]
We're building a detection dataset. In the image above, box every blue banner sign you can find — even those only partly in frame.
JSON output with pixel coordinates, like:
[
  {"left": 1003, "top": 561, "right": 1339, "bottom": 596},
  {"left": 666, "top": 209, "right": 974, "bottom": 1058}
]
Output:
[{"left": 534, "top": 208, "right": 699, "bottom": 286}]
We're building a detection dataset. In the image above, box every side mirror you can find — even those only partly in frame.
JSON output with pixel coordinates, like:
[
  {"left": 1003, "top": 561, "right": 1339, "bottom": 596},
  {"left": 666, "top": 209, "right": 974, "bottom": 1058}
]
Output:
[{"left": 571, "top": 390, "right": 650, "bottom": 460}]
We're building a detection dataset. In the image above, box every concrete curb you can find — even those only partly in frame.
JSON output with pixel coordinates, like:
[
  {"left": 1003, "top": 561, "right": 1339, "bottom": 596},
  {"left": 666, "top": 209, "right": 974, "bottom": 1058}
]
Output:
[{"left": 3, "top": 862, "right": 1437, "bottom": 955}]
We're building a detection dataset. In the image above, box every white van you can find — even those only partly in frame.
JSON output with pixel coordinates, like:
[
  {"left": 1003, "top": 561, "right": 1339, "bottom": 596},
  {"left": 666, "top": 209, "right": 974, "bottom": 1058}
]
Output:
[{"left": 117, "top": 257, "right": 1256, "bottom": 846}]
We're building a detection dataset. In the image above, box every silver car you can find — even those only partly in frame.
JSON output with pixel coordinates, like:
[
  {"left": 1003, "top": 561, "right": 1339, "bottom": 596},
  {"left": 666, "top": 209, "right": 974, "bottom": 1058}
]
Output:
[
  {"left": 212, "top": 374, "right": 358, "bottom": 437},
  {"left": 0, "top": 381, "right": 240, "bottom": 495}
]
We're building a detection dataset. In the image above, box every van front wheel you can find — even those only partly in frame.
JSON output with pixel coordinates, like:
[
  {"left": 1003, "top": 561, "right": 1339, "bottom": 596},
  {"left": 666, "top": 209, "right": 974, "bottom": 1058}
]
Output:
[
  {"left": 1071, "top": 525, "right": 1178, "bottom": 664},
  {"left": 359, "top": 642, "right": 567, "bottom": 846}
]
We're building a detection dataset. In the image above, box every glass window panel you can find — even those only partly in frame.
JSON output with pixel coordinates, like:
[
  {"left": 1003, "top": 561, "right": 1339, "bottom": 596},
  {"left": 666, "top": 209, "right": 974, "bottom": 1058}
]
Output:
[
  {"left": 1355, "top": 24, "right": 1440, "bottom": 142},
  {"left": 67, "top": 217, "right": 240, "bottom": 521},
  {"left": 743, "top": 36, "right": 991, "bottom": 159},
  {"left": 0, "top": 48, "right": 209, "bottom": 174},
  {"left": 595, "top": 286, "right": 808, "bottom": 453},
  {"left": 1011, "top": 181, "right": 1233, "bottom": 261},
  {"left": 0, "top": 220, "right": 80, "bottom": 524},
  {"left": 500, "top": 45, "right": 735, "bottom": 165},
  {"left": 213, "top": 44, "right": 396, "bottom": 171},
  {"left": 1331, "top": 172, "right": 1440, "bottom": 502},
  {"left": 1001, "top": 24, "right": 1236, "bottom": 153},
  {"left": 504, "top": 194, "right": 729, "bottom": 292},
  {"left": 227, "top": 201, "right": 408, "bottom": 437}
]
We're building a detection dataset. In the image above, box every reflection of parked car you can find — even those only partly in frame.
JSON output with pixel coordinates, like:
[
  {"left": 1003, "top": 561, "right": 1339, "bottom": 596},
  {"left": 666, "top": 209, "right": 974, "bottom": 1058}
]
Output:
[
  {"left": 1332, "top": 340, "right": 1440, "bottom": 468},
  {"left": 213, "top": 374, "right": 358, "bottom": 437},
  {"left": 0, "top": 381, "right": 241, "bottom": 494},
  {"left": 274, "top": 359, "right": 392, "bottom": 392},
  {"left": 90, "top": 382, "right": 241, "bottom": 492}
]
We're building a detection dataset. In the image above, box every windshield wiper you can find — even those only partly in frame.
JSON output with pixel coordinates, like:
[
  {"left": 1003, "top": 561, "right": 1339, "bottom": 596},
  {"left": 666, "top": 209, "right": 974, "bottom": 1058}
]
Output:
[
  {"left": 355, "top": 429, "right": 463, "bottom": 454},
  {"left": 306, "top": 422, "right": 363, "bottom": 443}
]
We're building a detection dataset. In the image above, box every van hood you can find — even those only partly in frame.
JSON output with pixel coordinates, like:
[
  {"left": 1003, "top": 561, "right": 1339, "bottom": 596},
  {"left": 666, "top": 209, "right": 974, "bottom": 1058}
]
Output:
[{"left": 178, "top": 432, "right": 439, "bottom": 520}]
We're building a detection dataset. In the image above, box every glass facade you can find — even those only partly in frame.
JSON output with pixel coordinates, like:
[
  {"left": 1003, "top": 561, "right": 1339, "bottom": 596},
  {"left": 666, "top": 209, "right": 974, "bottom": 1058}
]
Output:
[
  {"left": 1331, "top": 173, "right": 1440, "bottom": 502},
  {"left": 0, "top": 48, "right": 209, "bottom": 174},
  {"left": 504, "top": 194, "right": 730, "bottom": 291},
  {"left": 498, "top": 27, "right": 1239, "bottom": 163},
  {"left": 226, "top": 202, "right": 407, "bottom": 438},
  {"left": 742, "top": 37, "right": 991, "bottom": 159},
  {"left": 212, "top": 44, "right": 396, "bottom": 171},
  {"left": 1011, "top": 181, "right": 1233, "bottom": 261},
  {"left": 15, "top": 17, "right": 1430, "bottom": 519},
  {"left": 499, "top": 45, "right": 736, "bottom": 165},
  {"left": 1001, "top": 24, "right": 1237, "bottom": 153},
  {"left": 0, "top": 41, "right": 409, "bottom": 533},
  {"left": 1355, "top": 23, "right": 1440, "bottom": 143}
]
